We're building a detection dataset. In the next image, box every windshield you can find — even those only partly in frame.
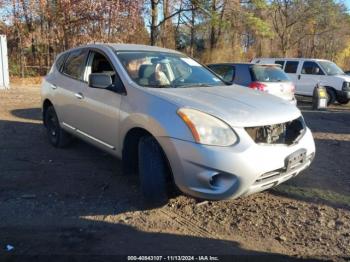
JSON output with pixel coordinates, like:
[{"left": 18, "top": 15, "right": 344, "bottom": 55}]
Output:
[
  {"left": 115, "top": 51, "right": 225, "bottom": 88},
  {"left": 318, "top": 61, "right": 344, "bottom": 76},
  {"left": 251, "top": 65, "right": 290, "bottom": 82}
]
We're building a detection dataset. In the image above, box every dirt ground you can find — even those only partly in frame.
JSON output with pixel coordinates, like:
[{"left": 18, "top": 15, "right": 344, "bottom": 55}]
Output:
[{"left": 0, "top": 82, "right": 349, "bottom": 261}]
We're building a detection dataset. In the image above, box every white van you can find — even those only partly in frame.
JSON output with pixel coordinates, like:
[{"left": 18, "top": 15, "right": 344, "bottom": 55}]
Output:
[{"left": 251, "top": 58, "right": 350, "bottom": 104}]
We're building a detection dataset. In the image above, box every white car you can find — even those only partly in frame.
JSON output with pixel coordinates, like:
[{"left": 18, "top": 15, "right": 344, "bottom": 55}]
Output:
[{"left": 252, "top": 58, "right": 350, "bottom": 104}]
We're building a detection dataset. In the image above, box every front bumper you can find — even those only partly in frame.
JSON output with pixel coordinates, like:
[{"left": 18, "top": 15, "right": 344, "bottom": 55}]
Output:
[
  {"left": 337, "top": 90, "right": 350, "bottom": 99},
  {"left": 158, "top": 127, "right": 315, "bottom": 200},
  {"left": 289, "top": 97, "right": 297, "bottom": 106}
]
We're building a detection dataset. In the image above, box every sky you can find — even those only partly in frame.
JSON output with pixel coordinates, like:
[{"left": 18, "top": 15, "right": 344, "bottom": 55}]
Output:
[{"left": 343, "top": 0, "right": 350, "bottom": 11}]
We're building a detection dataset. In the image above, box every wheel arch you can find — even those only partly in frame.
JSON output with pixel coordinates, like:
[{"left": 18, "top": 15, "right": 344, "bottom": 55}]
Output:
[
  {"left": 42, "top": 99, "right": 53, "bottom": 126},
  {"left": 323, "top": 86, "right": 336, "bottom": 92},
  {"left": 121, "top": 127, "right": 173, "bottom": 182}
]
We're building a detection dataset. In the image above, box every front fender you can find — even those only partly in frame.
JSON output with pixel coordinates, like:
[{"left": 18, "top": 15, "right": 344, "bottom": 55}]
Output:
[{"left": 119, "top": 87, "right": 195, "bottom": 147}]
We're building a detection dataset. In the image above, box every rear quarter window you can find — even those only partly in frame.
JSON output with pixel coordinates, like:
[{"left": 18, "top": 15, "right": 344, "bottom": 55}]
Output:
[{"left": 55, "top": 53, "right": 68, "bottom": 72}]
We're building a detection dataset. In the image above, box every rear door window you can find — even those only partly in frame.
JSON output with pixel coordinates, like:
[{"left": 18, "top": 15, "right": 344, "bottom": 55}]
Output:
[
  {"left": 62, "top": 49, "right": 89, "bottom": 80},
  {"left": 251, "top": 65, "right": 290, "bottom": 82},
  {"left": 208, "top": 65, "right": 235, "bottom": 82},
  {"left": 284, "top": 61, "right": 299, "bottom": 74},
  {"left": 301, "top": 61, "right": 324, "bottom": 75}
]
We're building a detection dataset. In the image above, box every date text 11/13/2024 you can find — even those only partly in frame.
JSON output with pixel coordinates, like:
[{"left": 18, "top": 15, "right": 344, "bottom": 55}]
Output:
[{"left": 127, "top": 256, "right": 219, "bottom": 261}]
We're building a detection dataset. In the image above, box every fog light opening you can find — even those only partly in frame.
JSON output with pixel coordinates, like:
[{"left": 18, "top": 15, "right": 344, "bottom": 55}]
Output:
[{"left": 209, "top": 173, "right": 221, "bottom": 188}]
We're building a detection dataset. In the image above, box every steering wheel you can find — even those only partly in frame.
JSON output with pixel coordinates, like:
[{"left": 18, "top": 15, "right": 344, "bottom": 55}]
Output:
[{"left": 171, "top": 76, "right": 185, "bottom": 87}]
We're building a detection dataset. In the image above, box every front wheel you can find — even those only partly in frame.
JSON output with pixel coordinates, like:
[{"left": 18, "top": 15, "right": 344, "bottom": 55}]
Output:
[
  {"left": 326, "top": 89, "right": 336, "bottom": 105},
  {"left": 337, "top": 96, "right": 349, "bottom": 104},
  {"left": 44, "top": 106, "right": 72, "bottom": 148},
  {"left": 138, "top": 136, "right": 169, "bottom": 205}
]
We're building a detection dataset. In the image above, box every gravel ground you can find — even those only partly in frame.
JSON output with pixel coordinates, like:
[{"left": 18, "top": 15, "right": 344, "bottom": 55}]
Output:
[{"left": 0, "top": 83, "right": 349, "bottom": 261}]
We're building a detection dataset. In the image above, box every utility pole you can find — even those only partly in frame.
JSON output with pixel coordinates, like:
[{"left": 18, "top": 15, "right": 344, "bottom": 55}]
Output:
[{"left": 0, "top": 35, "right": 10, "bottom": 89}]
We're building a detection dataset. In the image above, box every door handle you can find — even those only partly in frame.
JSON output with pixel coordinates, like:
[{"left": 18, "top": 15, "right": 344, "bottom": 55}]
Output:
[
  {"left": 298, "top": 75, "right": 301, "bottom": 80},
  {"left": 75, "top": 92, "right": 84, "bottom": 99},
  {"left": 50, "top": 84, "right": 57, "bottom": 90}
]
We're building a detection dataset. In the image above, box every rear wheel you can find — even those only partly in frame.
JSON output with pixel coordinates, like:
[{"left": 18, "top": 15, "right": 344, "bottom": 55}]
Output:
[
  {"left": 138, "top": 136, "right": 169, "bottom": 205},
  {"left": 44, "top": 106, "right": 71, "bottom": 148}
]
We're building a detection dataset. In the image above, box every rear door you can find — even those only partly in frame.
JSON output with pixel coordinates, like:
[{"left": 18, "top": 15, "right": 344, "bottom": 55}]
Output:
[
  {"left": 298, "top": 61, "right": 325, "bottom": 95},
  {"left": 283, "top": 61, "right": 300, "bottom": 93},
  {"left": 76, "top": 49, "right": 123, "bottom": 151},
  {"left": 53, "top": 48, "right": 89, "bottom": 128},
  {"left": 233, "top": 65, "right": 252, "bottom": 86}
]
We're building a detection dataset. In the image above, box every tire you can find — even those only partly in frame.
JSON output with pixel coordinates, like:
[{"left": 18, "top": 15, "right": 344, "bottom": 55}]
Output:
[
  {"left": 44, "top": 106, "right": 72, "bottom": 148},
  {"left": 336, "top": 96, "right": 349, "bottom": 104},
  {"left": 326, "top": 88, "right": 336, "bottom": 105},
  {"left": 138, "top": 136, "right": 169, "bottom": 205}
]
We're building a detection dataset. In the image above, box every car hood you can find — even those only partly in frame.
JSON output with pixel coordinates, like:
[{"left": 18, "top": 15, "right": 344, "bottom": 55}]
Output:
[
  {"left": 146, "top": 85, "right": 301, "bottom": 127},
  {"left": 332, "top": 74, "right": 350, "bottom": 82}
]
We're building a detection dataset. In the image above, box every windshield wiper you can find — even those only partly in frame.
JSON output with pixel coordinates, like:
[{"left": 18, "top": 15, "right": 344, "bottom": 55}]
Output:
[
  {"left": 180, "top": 83, "right": 215, "bottom": 88},
  {"left": 144, "top": 84, "right": 172, "bottom": 89}
]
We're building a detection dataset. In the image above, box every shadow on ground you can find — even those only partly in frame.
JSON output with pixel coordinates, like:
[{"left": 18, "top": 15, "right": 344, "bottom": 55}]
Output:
[
  {"left": 0, "top": 222, "right": 316, "bottom": 261},
  {"left": 10, "top": 108, "right": 42, "bottom": 121}
]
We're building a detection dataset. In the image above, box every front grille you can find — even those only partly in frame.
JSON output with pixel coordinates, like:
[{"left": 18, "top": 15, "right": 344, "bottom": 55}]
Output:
[
  {"left": 245, "top": 117, "right": 305, "bottom": 145},
  {"left": 255, "top": 169, "right": 283, "bottom": 183},
  {"left": 254, "top": 153, "right": 314, "bottom": 185}
]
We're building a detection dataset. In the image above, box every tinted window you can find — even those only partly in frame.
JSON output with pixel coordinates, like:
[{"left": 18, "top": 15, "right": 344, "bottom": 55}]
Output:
[
  {"left": 251, "top": 65, "right": 290, "bottom": 82},
  {"left": 301, "top": 61, "right": 324, "bottom": 75},
  {"left": 63, "top": 49, "right": 88, "bottom": 80},
  {"left": 285, "top": 61, "right": 299, "bottom": 74},
  {"left": 56, "top": 53, "right": 68, "bottom": 72},
  {"left": 275, "top": 60, "right": 285, "bottom": 68},
  {"left": 208, "top": 65, "right": 235, "bottom": 82}
]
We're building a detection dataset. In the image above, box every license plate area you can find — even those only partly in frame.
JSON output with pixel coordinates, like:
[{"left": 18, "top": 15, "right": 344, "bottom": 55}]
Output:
[{"left": 285, "top": 149, "right": 307, "bottom": 171}]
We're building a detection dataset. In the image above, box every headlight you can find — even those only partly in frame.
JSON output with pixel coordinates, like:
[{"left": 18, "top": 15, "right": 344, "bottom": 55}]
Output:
[
  {"left": 177, "top": 108, "right": 237, "bottom": 146},
  {"left": 342, "top": 81, "right": 350, "bottom": 91}
]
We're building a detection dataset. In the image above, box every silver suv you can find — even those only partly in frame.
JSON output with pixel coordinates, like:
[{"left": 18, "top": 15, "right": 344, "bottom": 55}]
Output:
[{"left": 41, "top": 44, "right": 315, "bottom": 204}]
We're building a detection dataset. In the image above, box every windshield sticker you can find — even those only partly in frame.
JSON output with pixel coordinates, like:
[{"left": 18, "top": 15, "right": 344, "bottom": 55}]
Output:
[
  {"left": 181, "top": 58, "right": 201, "bottom": 66},
  {"left": 213, "top": 77, "right": 221, "bottom": 82}
]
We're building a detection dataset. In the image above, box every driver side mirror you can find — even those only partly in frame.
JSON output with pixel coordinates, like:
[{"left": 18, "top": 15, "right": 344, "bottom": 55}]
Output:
[{"left": 88, "top": 73, "right": 112, "bottom": 89}]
